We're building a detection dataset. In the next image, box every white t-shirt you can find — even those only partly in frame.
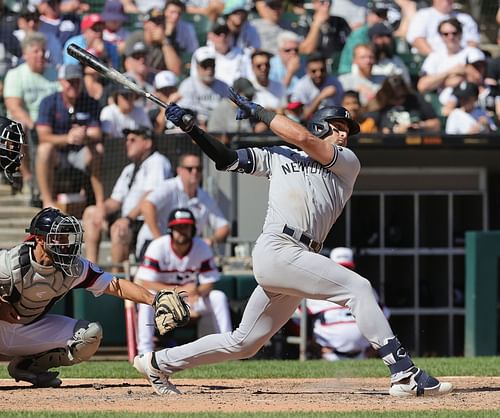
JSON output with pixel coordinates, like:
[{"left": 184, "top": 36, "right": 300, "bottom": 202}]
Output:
[
  {"left": 290, "top": 75, "right": 344, "bottom": 108},
  {"left": 136, "top": 176, "right": 229, "bottom": 256},
  {"left": 110, "top": 151, "right": 173, "bottom": 218},
  {"left": 420, "top": 46, "right": 482, "bottom": 76},
  {"left": 445, "top": 107, "right": 491, "bottom": 134},
  {"left": 136, "top": 234, "right": 219, "bottom": 285},
  {"left": 99, "top": 103, "right": 152, "bottom": 138},
  {"left": 406, "top": 7, "right": 480, "bottom": 53},
  {"left": 248, "top": 74, "right": 286, "bottom": 110}
]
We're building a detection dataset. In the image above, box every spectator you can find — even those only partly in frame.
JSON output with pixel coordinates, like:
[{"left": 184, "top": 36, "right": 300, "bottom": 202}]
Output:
[
  {"left": 82, "top": 66, "right": 109, "bottom": 110},
  {"left": 163, "top": 0, "right": 199, "bottom": 55},
  {"left": 101, "top": 0, "right": 130, "bottom": 55},
  {"left": 224, "top": 0, "right": 260, "bottom": 51},
  {"left": 121, "top": 0, "right": 164, "bottom": 14},
  {"left": 269, "top": 30, "right": 304, "bottom": 96},
  {"left": 297, "top": 0, "right": 351, "bottom": 60},
  {"left": 406, "top": 0, "right": 480, "bottom": 56},
  {"left": 297, "top": 247, "right": 390, "bottom": 361},
  {"left": 252, "top": 0, "right": 295, "bottom": 55},
  {"left": 207, "top": 77, "right": 268, "bottom": 142},
  {"left": 63, "top": 13, "right": 120, "bottom": 69},
  {"left": 123, "top": 40, "right": 155, "bottom": 109},
  {"left": 248, "top": 49, "right": 286, "bottom": 112},
  {"left": 3, "top": 32, "right": 59, "bottom": 184},
  {"left": 342, "top": 90, "right": 376, "bottom": 133},
  {"left": 37, "top": 0, "right": 80, "bottom": 47},
  {"left": 177, "top": 47, "right": 229, "bottom": 129},
  {"left": 330, "top": 0, "right": 369, "bottom": 30},
  {"left": 283, "top": 100, "right": 304, "bottom": 124},
  {"left": 149, "top": 71, "right": 181, "bottom": 134},
  {"left": 191, "top": 19, "right": 252, "bottom": 86},
  {"left": 35, "top": 64, "right": 103, "bottom": 209},
  {"left": 14, "top": 5, "right": 63, "bottom": 68},
  {"left": 365, "top": 74, "right": 441, "bottom": 133},
  {"left": 58, "top": 0, "right": 90, "bottom": 14},
  {"left": 183, "top": 0, "right": 225, "bottom": 21},
  {"left": 124, "top": 8, "right": 182, "bottom": 77},
  {"left": 417, "top": 18, "right": 485, "bottom": 95},
  {"left": 337, "top": 0, "right": 390, "bottom": 75},
  {"left": 100, "top": 82, "right": 152, "bottom": 139},
  {"left": 290, "top": 53, "right": 344, "bottom": 120},
  {"left": 445, "top": 81, "right": 497, "bottom": 134},
  {"left": 136, "top": 152, "right": 231, "bottom": 260},
  {"left": 135, "top": 207, "right": 232, "bottom": 354},
  {"left": 82, "top": 126, "right": 172, "bottom": 271},
  {"left": 0, "top": 19, "right": 21, "bottom": 82},
  {"left": 368, "top": 22, "right": 410, "bottom": 85},
  {"left": 338, "top": 44, "right": 385, "bottom": 106}
]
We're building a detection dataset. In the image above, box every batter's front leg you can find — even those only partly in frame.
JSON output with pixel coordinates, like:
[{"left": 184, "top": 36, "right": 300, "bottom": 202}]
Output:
[{"left": 155, "top": 285, "right": 302, "bottom": 375}]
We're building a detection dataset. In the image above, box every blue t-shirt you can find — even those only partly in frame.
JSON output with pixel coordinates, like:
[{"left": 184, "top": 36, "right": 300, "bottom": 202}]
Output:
[{"left": 63, "top": 34, "right": 119, "bottom": 69}]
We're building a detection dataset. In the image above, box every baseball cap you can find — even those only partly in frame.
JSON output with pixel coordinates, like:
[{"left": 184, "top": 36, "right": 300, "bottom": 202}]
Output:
[
  {"left": 58, "top": 64, "right": 82, "bottom": 80},
  {"left": 232, "top": 77, "right": 255, "bottom": 98},
  {"left": 124, "top": 40, "right": 148, "bottom": 57},
  {"left": 453, "top": 81, "right": 479, "bottom": 99},
  {"left": 102, "top": 0, "right": 128, "bottom": 22},
  {"left": 143, "top": 7, "right": 164, "bottom": 23},
  {"left": 154, "top": 71, "right": 178, "bottom": 89},
  {"left": 223, "top": 0, "right": 251, "bottom": 15},
  {"left": 123, "top": 126, "right": 153, "bottom": 138},
  {"left": 330, "top": 247, "right": 355, "bottom": 269},
  {"left": 193, "top": 47, "right": 216, "bottom": 64},
  {"left": 81, "top": 13, "right": 104, "bottom": 31},
  {"left": 368, "top": 22, "right": 393, "bottom": 39},
  {"left": 209, "top": 18, "right": 229, "bottom": 35},
  {"left": 286, "top": 101, "right": 303, "bottom": 111},
  {"left": 465, "top": 48, "right": 486, "bottom": 65}
]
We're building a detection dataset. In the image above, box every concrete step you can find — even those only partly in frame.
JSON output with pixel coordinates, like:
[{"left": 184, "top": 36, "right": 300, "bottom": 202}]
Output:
[
  {"left": 0, "top": 218, "right": 31, "bottom": 228},
  {"left": 0, "top": 206, "right": 40, "bottom": 219},
  {"left": 0, "top": 228, "right": 31, "bottom": 242}
]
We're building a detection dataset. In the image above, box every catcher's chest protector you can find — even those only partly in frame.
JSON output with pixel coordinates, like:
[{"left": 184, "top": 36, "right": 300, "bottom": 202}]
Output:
[{"left": 4, "top": 244, "right": 78, "bottom": 324}]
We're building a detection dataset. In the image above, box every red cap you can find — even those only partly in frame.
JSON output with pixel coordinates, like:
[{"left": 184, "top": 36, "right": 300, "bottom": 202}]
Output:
[
  {"left": 81, "top": 13, "right": 104, "bottom": 31},
  {"left": 168, "top": 218, "right": 195, "bottom": 227},
  {"left": 287, "top": 101, "right": 303, "bottom": 111}
]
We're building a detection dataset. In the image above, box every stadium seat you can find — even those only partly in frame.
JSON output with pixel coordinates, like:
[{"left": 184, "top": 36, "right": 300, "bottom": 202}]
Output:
[{"left": 183, "top": 13, "right": 210, "bottom": 46}]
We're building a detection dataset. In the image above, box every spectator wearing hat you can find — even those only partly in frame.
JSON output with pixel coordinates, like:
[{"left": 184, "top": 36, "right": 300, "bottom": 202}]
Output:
[
  {"left": 337, "top": 1, "right": 391, "bottom": 75},
  {"left": 290, "top": 52, "right": 343, "bottom": 120},
  {"left": 445, "top": 81, "right": 497, "bottom": 134},
  {"left": 338, "top": 44, "right": 385, "bottom": 106},
  {"left": 207, "top": 77, "right": 268, "bottom": 143},
  {"left": 149, "top": 70, "right": 182, "bottom": 134},
  {"left": 123, "top": 41, "right": 155, "bottom": 109},
  {"left": 283, "top": 100, "right": 304, "bottom": 124},
  {"left": 177, "top": 47, "right": 229, "bottom": 128},
  {"left": 342, "top": 90, "right": 377, "bottom": 133},
  {"left": 163, "top": 0, "right": 199, "bottom": 55},
  {"left": 190, "top": 19, "right": 251, "bottom": 86},
  {"left": 100, "top": 79, "right": 153, "bottom": 139},
  {"left": 37, "top": 0, "right": 81, "bottom": 47},
  {"left": 269, "top": 30, "right": 305, "bottom": 96},
  {"left": 124, "top": 8, "right": 182, "bottom": 76},
  {"left": 13, "top": 5, "right": 63, "bottom": 68},
  {"left": 102, "top": 0, "right": 130, "bottom": 54},
  {"left": 63, "top": 13, "right": 120, "bottom": 68},
  {"left": 406, "top": 0, "right": 480, "bottom": 57},
  {"left": 368, "top": 22, "right": 410, "bottom": 85},
  {"left": 35, "top": 64, "right": 103, "bottom": 209},
  {"left": 417, "top": 18, "right": 485, "bottom": 96},
  {"left": 224, "top": 0, "right": 260, "bottom": 51},
  {"left": 82, "top": 125, "right": 172, "bottom": 272}
]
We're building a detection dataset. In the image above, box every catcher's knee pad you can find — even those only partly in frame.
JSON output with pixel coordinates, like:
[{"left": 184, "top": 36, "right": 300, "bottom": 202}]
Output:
[{"left": 67, "top": 320, "right": 103, "bottom": 363}]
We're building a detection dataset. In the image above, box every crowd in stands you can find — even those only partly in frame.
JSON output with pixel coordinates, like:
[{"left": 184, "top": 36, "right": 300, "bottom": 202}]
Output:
[{"left": 0, "top": 0, "right": 499, "bottom": 205}]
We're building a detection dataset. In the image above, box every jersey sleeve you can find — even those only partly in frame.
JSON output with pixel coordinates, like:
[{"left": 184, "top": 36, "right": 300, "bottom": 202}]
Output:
[
  {"left": 228, "top": 147, "right": 272, "bottom": 177},
  {"left": 323, "top": 145, "right": 360, "bottom": 181},
  {"left": 73, "top": 259, "right": 113, "bottom": 296},
  {"left": 135, "top": 239, "right": 164, "bottom": 282}
]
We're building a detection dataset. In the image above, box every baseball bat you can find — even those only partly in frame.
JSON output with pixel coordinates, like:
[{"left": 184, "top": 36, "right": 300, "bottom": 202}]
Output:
[{"left": 66, "top": 43, "right": 194, "bottom": 129}]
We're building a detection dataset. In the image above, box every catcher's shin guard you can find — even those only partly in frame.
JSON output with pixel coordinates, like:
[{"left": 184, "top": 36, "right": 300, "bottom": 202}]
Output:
[{"left": 67, "top": 320, "right": 103, "bottom": 363}]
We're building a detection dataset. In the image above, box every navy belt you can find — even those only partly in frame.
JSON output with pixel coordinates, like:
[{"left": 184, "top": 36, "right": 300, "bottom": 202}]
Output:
[
  {"left": 282, "top": 225, "right": 322, "bottom": 253},
  {"left": 333, "top": 349, "right": 362, "bottom": 358}
]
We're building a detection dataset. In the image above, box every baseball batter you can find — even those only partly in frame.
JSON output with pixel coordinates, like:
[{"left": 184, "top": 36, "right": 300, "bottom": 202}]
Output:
[{"left": 134, "top": 90, "right": 453, "bottom": 397}]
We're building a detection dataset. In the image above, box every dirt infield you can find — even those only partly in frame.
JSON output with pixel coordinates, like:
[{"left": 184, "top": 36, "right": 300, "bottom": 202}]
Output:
[{"left": 0, "top": 377, "right": 498, "bottom": 413}]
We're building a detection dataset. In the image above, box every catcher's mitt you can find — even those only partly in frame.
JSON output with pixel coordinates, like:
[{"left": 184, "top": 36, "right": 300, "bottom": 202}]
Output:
[{"left": 152, "top": 289, "right": 190, "bottom": 335}]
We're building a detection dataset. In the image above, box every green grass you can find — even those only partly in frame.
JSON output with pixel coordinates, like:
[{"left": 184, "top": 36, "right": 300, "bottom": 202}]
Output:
[{"left": 1, "top": 357, "right": 498, "bottom": 379}]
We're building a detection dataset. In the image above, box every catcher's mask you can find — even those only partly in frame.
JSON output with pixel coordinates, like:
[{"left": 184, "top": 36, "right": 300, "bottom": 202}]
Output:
[
  {"left": 167, "top": 208, "right": 196, "bottom": 237},
  {"left": 307, "top": 106, "right": 360, "bottom": 139},
  {"left": 0, "top": 116, "right": 25, "bottom": 183},
  {"left": 26, "top": 207, "right": 84, "bottom": 277}
]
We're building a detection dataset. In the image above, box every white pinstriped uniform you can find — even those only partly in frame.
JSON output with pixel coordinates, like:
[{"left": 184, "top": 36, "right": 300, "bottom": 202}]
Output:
[{"left": 154, "top": 144, "right": 395, "bottom": 374}]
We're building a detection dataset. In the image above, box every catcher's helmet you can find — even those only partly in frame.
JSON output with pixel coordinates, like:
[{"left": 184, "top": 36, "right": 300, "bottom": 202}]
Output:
[
  {"left": 0, "top": 116, "right": 25, "bottom": 183},
  {"left": 308, "top": 106, "right": 360, "bottom": 138},
  {"left": 167, "top": 208, "right": 196, "bottom": 237},
  {"left": 27, "top": 207, "right": 84, "bottom": 277}
]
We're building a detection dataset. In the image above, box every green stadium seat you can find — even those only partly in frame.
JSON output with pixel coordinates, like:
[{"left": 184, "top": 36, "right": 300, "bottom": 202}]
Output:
[
  {"left": 183, "top": 13, "right": 210, "bottom": 46},
  {"left": 235, "top": 275, "right": 257, "bottom": 300},
  {"left": 215, "top": 275, "right": 237, "bottom": 299}
]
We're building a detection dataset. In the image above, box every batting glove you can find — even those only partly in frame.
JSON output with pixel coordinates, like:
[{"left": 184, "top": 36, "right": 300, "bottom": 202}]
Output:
[
  {"left": 165, "top": 103, "right": 195, "bottom": 132},
  {"left": 228, "top": 87, "right": 259, "bottom": 120}
]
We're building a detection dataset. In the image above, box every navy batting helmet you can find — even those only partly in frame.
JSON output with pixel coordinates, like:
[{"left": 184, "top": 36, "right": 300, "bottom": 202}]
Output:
[
  {"left": 167, "top": 208, "right": 196, "bottom": 237},
  {"left": 27, "top": 207, "right": 84, "bottom": 277},
  {"left": 308, "top": 106, "right": 360, "bottom": 138},
  {"left": 0, "top": 116, "right": 25, "bottom": 183}
]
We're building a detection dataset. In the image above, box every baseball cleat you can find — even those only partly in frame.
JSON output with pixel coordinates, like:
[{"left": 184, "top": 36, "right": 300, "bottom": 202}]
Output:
[
  {"left": 389, "top": 367, "right": 453, "bottom": 397},
  {"left": 7, "top": 357, "right": 62, "bottom": 388},
  {"left": 133, "top": 352, "right": 181, "bottom": 395}
]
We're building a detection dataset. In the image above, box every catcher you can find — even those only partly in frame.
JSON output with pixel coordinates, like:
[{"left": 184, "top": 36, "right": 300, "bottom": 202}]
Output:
[{"left": 0, "top": 207, "right": 189, "bottom": 387}]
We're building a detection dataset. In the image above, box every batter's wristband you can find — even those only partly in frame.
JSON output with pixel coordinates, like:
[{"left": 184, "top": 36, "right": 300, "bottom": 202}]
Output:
[{"left": 255, "top": 106, "right": 276, "bottom": 126}]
